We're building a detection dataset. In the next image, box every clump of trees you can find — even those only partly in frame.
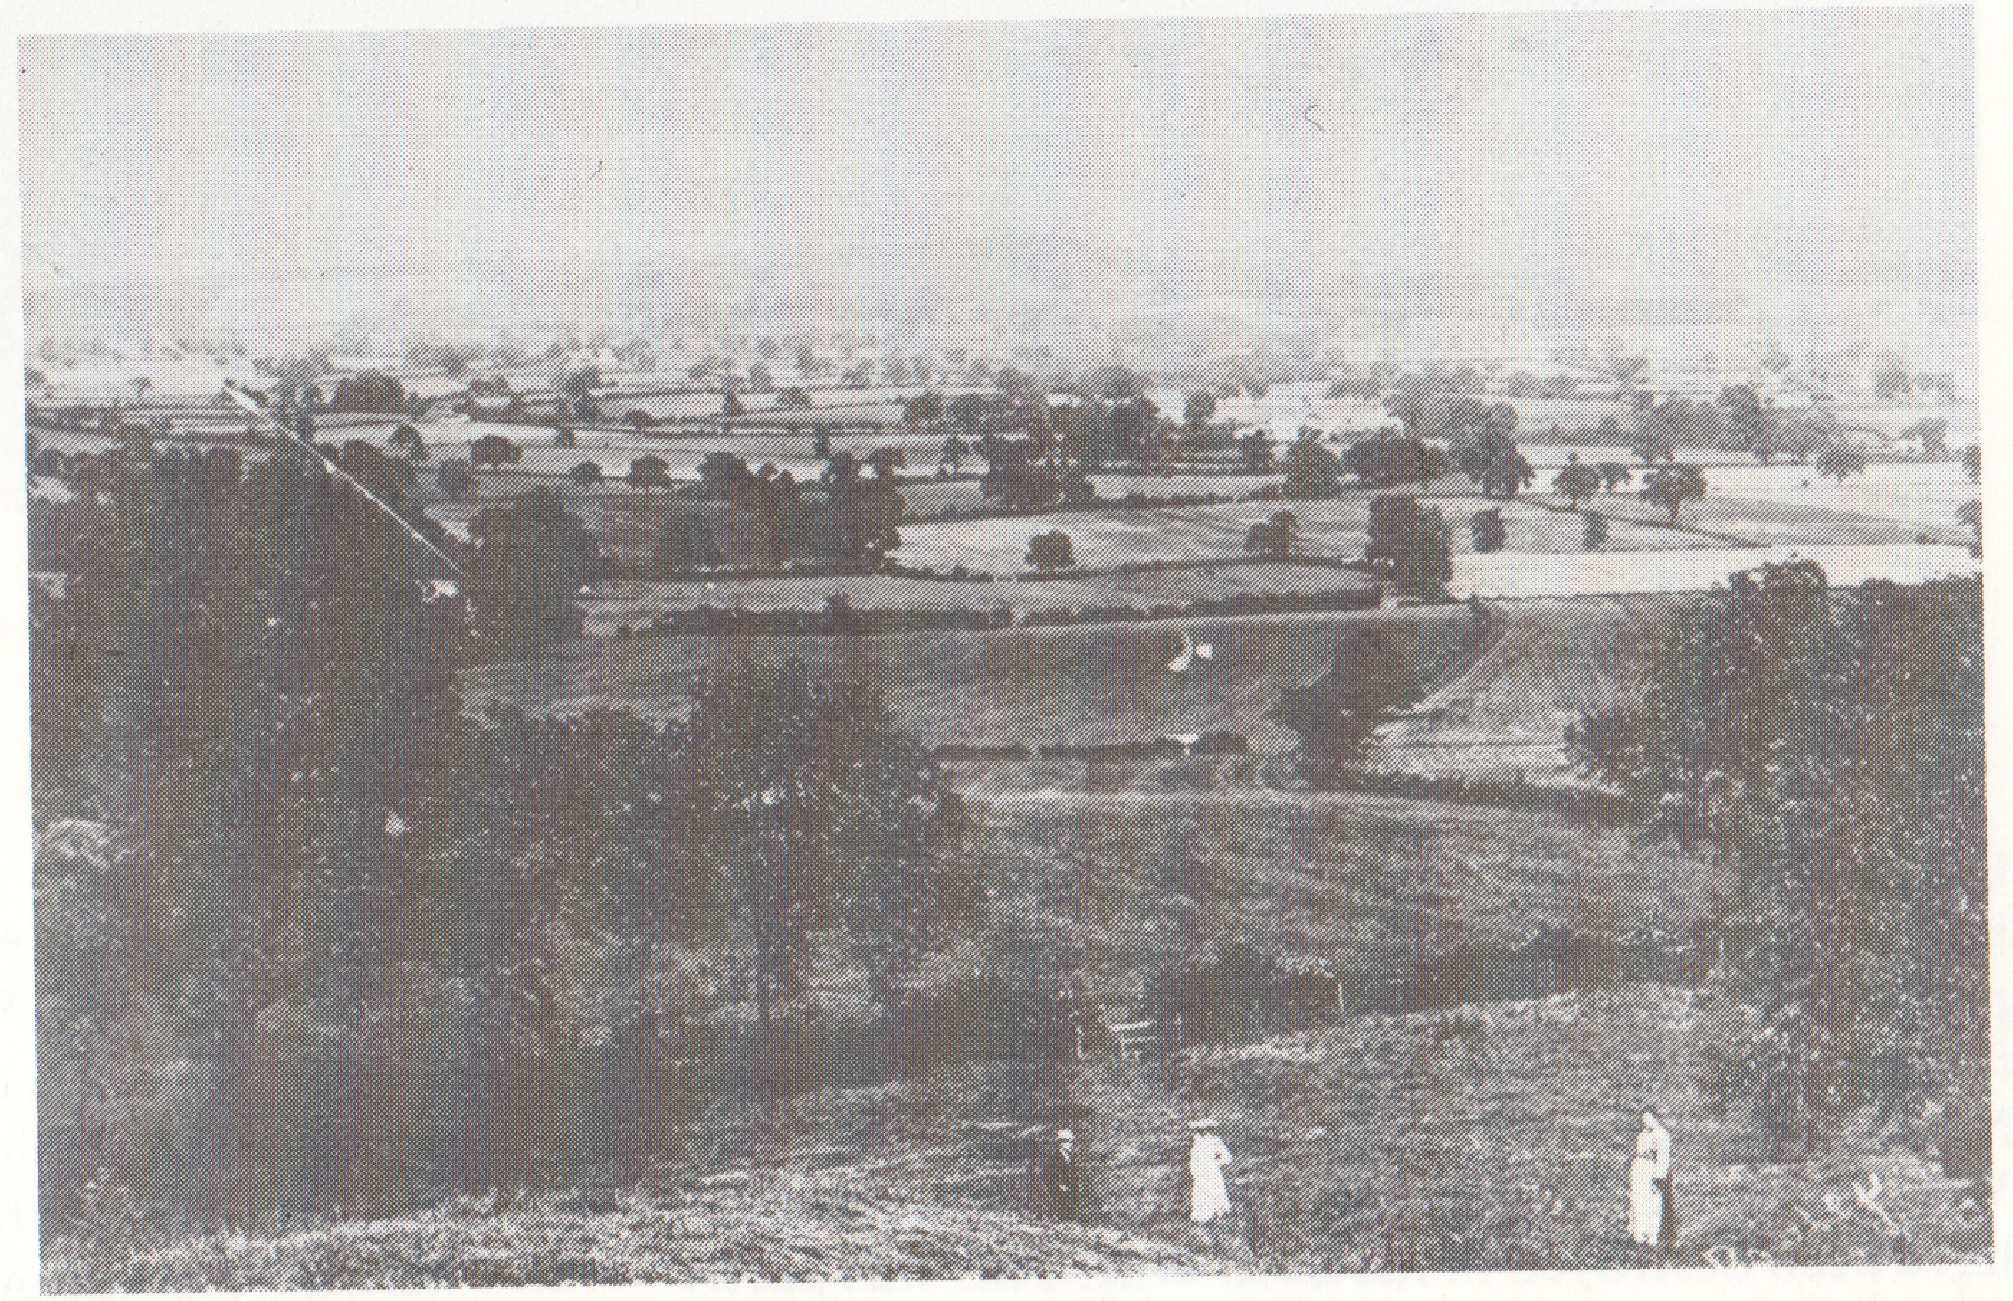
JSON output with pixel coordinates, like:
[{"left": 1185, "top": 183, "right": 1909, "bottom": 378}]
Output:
[
  {"left": 327, "top": 371, "right": 408, "bottom": 415},
  {"left": 466, "top": 486, "right": 600, "bottom": 652},
  {"left": 981, "top": 440, "right": 1094, "bottom": 514},
  {"left": 628, "top": 455, "right": 673, "bottom": 492},
  {"left": 1449, "top": 403, "right": 1532, "bottom": 499},
  {"left": 1568, "top": 565, "right": 1984, "bottom": 1160},
  {"left": 1273, "top": 624, "right": 1406, "bottom": 785},
  {"left": 1244, "top": 510, "right": 1297, "bottom": 559},
  {"left": 1344, "top": 433, "right": 1448, "bottom": 490},
  {"left": 33, "top": 446, "right": 991, "bottom": 1232},
  {"left": 1280, "top": 433, "right": 1344, "bottom": 498},
  {"left": 1365, "top": 494, "right": 1452, "bottom": 601},
  {"left": 470, "top": 434, "right": 522, "bottom": 468}
]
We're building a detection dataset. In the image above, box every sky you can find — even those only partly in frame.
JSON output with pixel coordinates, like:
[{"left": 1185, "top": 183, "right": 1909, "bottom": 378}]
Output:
[{"left": 18, "top": 10, "right": 1976, "bottom": 373}]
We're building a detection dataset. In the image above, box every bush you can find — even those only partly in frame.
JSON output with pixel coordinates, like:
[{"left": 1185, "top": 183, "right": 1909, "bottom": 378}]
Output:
[
  {"left": 1582, "top": 511, "right": 1608, "bottom": 551},
  {"left": 1469, "top": 507, "right": 1505, "bottom": 554},
  {"left": 1026, "top": 530, "right": 1075, "bottom": 571}
]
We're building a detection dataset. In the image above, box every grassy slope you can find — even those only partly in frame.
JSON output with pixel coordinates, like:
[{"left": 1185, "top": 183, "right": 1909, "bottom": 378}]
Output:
[
  {"left": 957, "top": 771, "right": 1729, "bottom": 987},
  {"left": 43, "top": 1184, "right": 1237, "bottom": 1291},
  {"left": 54, "top": 988, "right": 1986, "bottom": 1288},
  {"left": 463, "top": 604, "right": 1487, "bottom": 751},
  {"left": 1370, "top": 594, "right": 1677, "bottom": 783}
]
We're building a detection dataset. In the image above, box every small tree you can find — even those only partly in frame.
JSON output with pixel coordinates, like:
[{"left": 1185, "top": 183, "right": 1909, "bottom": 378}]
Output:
[
  {"left": 722, "top": 391, "right": 746, "bottom": 419},
  {"left": 1553, "top": 457, "right": 1602, "bottom": 509},
  {"left": 553, "top": 426, "right": 578, "bottom": 449},
  {"left": 1598, "top": 462, "right": 1634, "bottom": 494},
  {"left": 629, "top": 455, "right": 673, "bottom": 492},
  {"left": 569, "top": 460, "right": 604, "bottom": 486},
  {"left": 905, "top": 390, "right": 946, "bottom": 425},
  {"left": 389, "top": 423, "right": 427, "bottom": 462},
  {"left": 1963, "top": 443, "right": 1980, "bottom": 482},
  {"left": 1582, "top": 510, "right": 1609, "bottom": 551},
  {"left": 437, "top": 457, "right": 474, "bottom": 502},
  {"left": 778, "top": 387, "right": 814, "bottom": 410},
  {"left": 1642, "top": 464, "right": 1706, "bottom": 524},
  {"left": 1026, "top": 529, "right": 1076, "bottom": 571},
  {"left": 1241, "top": 427, "right": 1276, "bottom": 474},
  {"left": 1184, "top": 391, "right": 1218, "bottom": 432},
  {"left": 864, "top": 446, "right": 906, "bottom": 480},
  {"left": 470, "top": 434, "right": 522, "bottom": 468},
  {"left": 1366, "top": 494, "right": 1452, "bottom": 600},
  {"left": 1469, "top": 507, "right": 1506, "bottom": 554},
  {"left": 1815, "top": 445, "right": 1867, "bottom": 483}
]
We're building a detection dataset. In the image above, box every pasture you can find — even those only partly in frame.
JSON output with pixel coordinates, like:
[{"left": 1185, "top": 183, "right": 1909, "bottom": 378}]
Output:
[{"left": 462, "top": 604, "right": 1489, "bottom": 752}]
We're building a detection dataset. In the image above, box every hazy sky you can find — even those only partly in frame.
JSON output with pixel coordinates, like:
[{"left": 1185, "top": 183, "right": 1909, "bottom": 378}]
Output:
[{"left": 19, "top": 10, "right": 1975, "bottom": 369}]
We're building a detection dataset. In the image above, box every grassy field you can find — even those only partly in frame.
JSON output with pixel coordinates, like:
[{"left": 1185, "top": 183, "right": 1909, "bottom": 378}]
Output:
[
  {"left": 958, "top": 765, "right": 1727, "bottom": 971},
  {"left": 463, "top": 604, "right": 1488, "bottom": 752},
  {"left": 1451, "top": 544, "right": 1978, "bottom": 601}
]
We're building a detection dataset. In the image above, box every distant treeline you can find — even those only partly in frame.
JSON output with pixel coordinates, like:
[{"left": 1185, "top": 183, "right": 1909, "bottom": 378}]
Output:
[{"left": 610, "top": 587, "right": 1381, "bottom": 639}]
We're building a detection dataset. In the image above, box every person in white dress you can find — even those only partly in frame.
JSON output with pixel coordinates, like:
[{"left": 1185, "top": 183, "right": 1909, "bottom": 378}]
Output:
[
  {"left": 1189, "top": 1119, "right": 1233, "bottom": 1224},
  {"left": 1628, "top": 1110, "right": 1671, "bottom": 1256}
]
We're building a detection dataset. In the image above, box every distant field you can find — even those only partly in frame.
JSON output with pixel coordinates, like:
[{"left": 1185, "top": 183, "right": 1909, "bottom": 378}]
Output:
[
  {"left": 894, "top": 509, "right": 1280, "bottom": 573},
  {"left": 463, "top": 605, "right": 1486, "bottom": 751},
  {"left": 1453, "top": 543, "right": 1977, "bottom": 600},
  {"left": 583, "top": 564, "right": 1377, "bottom": 633}
]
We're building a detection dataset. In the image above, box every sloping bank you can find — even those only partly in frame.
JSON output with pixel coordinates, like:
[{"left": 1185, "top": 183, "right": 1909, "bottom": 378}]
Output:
[{"left": 44, "top": 1185, "right": 1237, "bottom": 1291}]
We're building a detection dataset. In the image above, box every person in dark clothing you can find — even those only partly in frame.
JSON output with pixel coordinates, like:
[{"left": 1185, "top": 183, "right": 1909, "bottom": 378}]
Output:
[{"left": 1038, "top": 1127, "right": 1082, "bottom": 1220}]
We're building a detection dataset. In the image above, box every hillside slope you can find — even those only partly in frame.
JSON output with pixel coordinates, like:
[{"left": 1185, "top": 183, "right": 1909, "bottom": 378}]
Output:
[{"left": 43, "top": 1185, "right": 1237, "bottom": 1291}]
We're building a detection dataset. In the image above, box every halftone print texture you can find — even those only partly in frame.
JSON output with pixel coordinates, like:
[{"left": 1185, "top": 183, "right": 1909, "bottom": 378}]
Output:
[{"left": 23, "top": 10, "right": 1987, "bottom": 1288}]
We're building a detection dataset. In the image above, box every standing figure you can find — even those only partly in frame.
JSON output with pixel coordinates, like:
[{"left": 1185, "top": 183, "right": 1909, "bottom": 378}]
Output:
[
  {"left": 1628, "top": 1110, "right": 1672, "bottom": 1259},
  {"left": 1189, "top": 1119, "right": 1233, "bottom": 1224},
  {"left": 1039, "top": 1127, "right": 1082, "bottom": 1220}
]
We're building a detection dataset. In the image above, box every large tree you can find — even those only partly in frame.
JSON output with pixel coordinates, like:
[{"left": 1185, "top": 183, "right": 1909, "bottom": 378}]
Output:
[
  {"left": 1568, "top": 566, "right": 1985, "bottom": 1156},
  {"left": 1365, "top": 494, "right": 1452, "bottom": 601},
  {"left": 1642, "top": 464, "right": 1706, "bottom": 523},
  {"left": 466, "top": 486, "right": 599, "bottom": 652},
  {"left": 1274, "top": 623, "right": 1407, "bottom": 784},
  {"left": 666, "top": 658, "right": 977, "bottom": 1037}
]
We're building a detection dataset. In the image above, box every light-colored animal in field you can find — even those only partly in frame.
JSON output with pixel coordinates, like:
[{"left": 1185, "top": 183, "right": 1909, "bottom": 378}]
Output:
[{"left": 1169, "top": 633, "right": 1215, "bottom": 673}]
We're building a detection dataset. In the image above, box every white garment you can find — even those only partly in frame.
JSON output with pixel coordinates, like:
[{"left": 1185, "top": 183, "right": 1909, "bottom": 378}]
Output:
[
  {"left": 1628, "top": 1117, "right": 1671, "bottom": 1244},
  {"left": 1190, "top": 1133, "right": 1233, "bottom": 1223}
]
